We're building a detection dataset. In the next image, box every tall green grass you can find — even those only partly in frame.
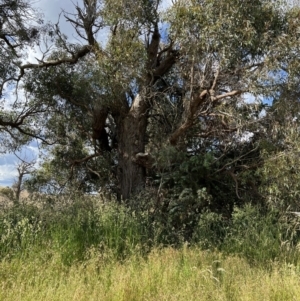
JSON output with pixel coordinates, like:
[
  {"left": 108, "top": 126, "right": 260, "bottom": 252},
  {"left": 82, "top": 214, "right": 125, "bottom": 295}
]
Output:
[
  {"left": 1, "top": 196, "right": 300, "bottom": 300},
  {"left": 0, "top": 199, "right": 153, "bottom": 264},
  {"left": 1, "top": 196, "right": 300, "bottom": 265},
  {"left": 193, "top": 204, "right": 300, "bottom": 265}
]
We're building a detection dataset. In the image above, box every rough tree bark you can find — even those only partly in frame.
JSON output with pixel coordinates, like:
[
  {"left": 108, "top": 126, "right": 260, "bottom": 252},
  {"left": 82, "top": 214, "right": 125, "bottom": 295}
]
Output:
[
  {"left": 113, "top": 23, "right": 177, "bottom": 200},
  {"left": 118, "top": 94, "right": 149, "bottom": 199}
]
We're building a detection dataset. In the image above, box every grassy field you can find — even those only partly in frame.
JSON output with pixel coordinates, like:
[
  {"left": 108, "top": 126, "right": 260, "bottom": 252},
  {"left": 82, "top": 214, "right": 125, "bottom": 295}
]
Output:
[
  {"left": 1, "top": 198, "right": 300, "bottom": 300},
  {"left": 1, "top": 247, "right": 300, "bottom": 301}
]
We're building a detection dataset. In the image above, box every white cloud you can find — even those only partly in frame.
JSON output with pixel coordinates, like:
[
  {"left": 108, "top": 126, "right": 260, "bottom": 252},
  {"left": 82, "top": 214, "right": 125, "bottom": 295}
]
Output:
[{"left": 0, "top": 164, "right": 18, "bottom": 187}]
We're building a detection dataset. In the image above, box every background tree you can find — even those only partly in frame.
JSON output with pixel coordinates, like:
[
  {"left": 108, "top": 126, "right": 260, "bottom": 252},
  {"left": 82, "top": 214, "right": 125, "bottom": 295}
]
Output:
[{"left": 12, "top": 155, "right": 35, "bottom": 202}]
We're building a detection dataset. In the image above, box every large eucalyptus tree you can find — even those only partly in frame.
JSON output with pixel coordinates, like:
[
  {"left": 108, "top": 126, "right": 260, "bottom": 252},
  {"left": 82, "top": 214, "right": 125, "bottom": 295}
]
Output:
[{"left": 3, "top": 0, "right": 300, "bottom": 200}]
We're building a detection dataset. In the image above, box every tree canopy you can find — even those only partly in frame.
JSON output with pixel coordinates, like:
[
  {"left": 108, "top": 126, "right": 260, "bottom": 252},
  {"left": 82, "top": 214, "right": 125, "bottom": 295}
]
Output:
[{"left": 1, "top": 0, "right": 300, "bottom": 217}]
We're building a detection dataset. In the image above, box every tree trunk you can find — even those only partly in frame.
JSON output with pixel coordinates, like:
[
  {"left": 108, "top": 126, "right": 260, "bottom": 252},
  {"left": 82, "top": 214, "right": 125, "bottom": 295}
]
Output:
[
  {"left": 15, "top": 175, "right": 22, "bottom": 203},
  {"left": 117, "top": 94, "right": 149, "bottom": 200}
]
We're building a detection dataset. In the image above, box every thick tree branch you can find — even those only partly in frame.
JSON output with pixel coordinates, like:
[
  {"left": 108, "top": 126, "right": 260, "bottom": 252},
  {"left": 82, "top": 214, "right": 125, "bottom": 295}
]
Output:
[
  {"left": 212, "top": 90, "right": 243, "bottom": 102},
  {"left": 152, "top": 50, "right": 179, "bottom": 79},
  {"left": 20, "top": 45, "right": 92, "bottom": 70},
  {"left": 146, "top": 22, "right": 160, "bottom": 70},
  {"left": 71, "top": 153, "right": 100, "bottom": 165},
  {"left": 169, "top": 89, "right": 244, "bottom": 145}
]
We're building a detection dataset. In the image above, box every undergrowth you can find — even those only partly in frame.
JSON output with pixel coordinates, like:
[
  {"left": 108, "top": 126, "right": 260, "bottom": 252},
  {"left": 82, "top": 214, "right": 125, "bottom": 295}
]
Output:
[
  {"left": 1, "top": 195, "right": 300, "bottom": 300},
  {"left": 0, "top": 195, "right": 300, "bottom": 266}
]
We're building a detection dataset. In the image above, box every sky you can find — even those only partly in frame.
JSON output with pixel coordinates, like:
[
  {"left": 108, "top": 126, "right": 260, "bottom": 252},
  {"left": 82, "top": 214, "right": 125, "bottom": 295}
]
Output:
[{"left": 0, "top": 0, "right": 173, "bottom": 187}]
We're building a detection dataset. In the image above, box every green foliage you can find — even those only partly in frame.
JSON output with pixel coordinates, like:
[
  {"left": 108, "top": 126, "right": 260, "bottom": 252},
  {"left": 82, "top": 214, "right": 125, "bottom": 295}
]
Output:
[
  {"left": 222, "top": 205, "right": 283, "bottom": 263},
  {"left": 3, "top": 0, "right": 300, "bottom": 260},
  {"left": 0, "top": 0, "right": 51, "bottom": 151},
  {"left": 51, "top": 202, "right": 147, "bottom": 264},
  {"left": 0, "top": 197, "right": 152, "bottom": 263},
  {"left": 192, "top": 204, "right": 300, "bottom": 265},
  {"left": 1, "top": 198, "right": 300, "bottom": 267},
  {"left": 168, "top": 0, "right": 286, "bottom": 58},
  {"left": 257, "top": 99, "right": 300, "bottom": 211},
  {"left": 0, "top": 186, "right": 14, "bottom": 200},
  {"left": 192, "top": 210, "right": 228, "bottom": 249},
  {"left": 155, "top": 146, "right": 214, "bottom": 192},
  {"left": 259, "top": 149, "right": 300, "bottom": 211}
]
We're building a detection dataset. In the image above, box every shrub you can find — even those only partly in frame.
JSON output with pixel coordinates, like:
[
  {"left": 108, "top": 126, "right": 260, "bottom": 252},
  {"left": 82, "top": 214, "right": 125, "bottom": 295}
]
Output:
[{"left": 0, "top": 187, "right": 14, "bottom": 200}]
